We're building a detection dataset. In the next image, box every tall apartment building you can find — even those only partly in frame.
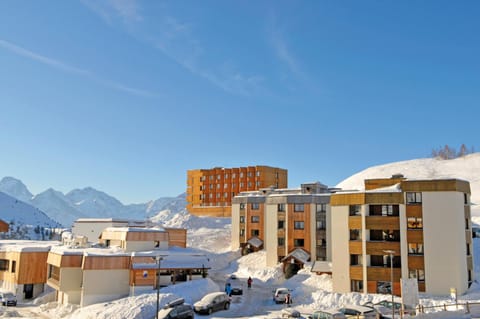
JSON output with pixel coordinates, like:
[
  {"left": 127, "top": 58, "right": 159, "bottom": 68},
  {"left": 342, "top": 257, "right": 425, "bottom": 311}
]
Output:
[
  {"left": 187, "top": 165, "right": 287, "bottom": 217},
  {"left": 231, "top": 182, "right": 332, "bottom": 267},
  {"left": 330, "top": 176, "right": 473, "bottom": 296}
]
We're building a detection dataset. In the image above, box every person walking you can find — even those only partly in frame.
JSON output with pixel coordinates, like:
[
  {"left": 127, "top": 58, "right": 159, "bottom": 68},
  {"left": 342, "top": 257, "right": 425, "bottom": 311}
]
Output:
[
  {"left": 247, "top": 277, "right": 252, "bottom": 289},
  {"left": 225, "top": 282, "right": 232, "bottom": 296}
]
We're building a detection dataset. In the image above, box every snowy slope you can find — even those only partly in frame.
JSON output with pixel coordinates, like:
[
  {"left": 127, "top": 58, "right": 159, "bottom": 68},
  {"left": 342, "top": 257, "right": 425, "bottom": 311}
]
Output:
[
  {"left": 0, "top": 176, "right": 33, "bottom": 203},
  {"left": 336, "top": 153, "right": 480, "bottom": 216},
  {"left": 0, "top": 192, "right": 61, "bottom": 237}
]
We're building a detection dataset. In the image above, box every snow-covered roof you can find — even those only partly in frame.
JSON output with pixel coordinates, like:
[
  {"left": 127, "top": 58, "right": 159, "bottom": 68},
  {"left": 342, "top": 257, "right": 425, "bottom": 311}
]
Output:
[
  {"left": 102, "top": 226, "right": 165, "bottom": 233},
  {"left": 247, "top": 236, "right": 263, "bottom": 248},
  {"left": 282, "top": 248, "right": 310, "bottom": 264},
  {"left": 132, "top": 253, "right": 211, "bottom": 270},
  {"left": 365, "top": 183, "right": 402, "bottom": 193},
  {"left": 0, "top": 240, "right": 59, "bottom": 252},
  {"left": 311, "top": 260, "right": 333, "bottom": 273}
]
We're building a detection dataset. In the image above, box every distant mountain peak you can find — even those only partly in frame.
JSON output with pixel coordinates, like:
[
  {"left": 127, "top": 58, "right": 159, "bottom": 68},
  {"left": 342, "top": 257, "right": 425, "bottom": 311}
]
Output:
[{"left": 0, "top": 176, "right": 33, "bottom": 203}]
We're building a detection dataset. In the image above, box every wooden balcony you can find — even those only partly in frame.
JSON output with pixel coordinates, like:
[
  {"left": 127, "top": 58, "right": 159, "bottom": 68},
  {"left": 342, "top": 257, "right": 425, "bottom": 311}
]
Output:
[
  {"left": 365, "top": 241, "right": 400, "bottom": 255},
  {"left": 367, "top": 266, "right": 402, "bottom": 282},
  {"left": 365, "top": 216, "right": 400, "bottom": 230}
]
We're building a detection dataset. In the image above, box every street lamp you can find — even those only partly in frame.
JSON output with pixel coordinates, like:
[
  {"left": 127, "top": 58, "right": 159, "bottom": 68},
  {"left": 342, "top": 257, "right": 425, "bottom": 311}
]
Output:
[
  {"left": 153, "top": 255, "right": 163, "bottom": 319},
  {"left": 384, "top": 250, "right": 395, "bottom": 319}
]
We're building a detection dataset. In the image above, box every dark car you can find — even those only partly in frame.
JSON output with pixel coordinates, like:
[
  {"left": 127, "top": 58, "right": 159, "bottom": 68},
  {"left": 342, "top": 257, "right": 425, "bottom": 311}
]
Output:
[
  {"left": 0, "top": 292, "right": 17, "bottom": 306},
  {"left": 194, "top": 292, "right": 230, "bottom": 315},
  {"left": 157, "top": 298, "right": 194, "bottom": 319},
  {"left": 231, "top": 285, "right": 243, "bottom": 295}
]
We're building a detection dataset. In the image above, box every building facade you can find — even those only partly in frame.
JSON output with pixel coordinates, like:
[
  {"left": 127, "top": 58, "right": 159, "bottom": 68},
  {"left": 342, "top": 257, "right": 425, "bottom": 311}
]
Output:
[
  {"left": 330, "top": 177, "right": 473, "bottom": 296},
  {"left": 187, "top": 165, "right": 288, "bottom": 217},
  {"left": 231, "top": 182, "right": 332, "bottom": 268}
]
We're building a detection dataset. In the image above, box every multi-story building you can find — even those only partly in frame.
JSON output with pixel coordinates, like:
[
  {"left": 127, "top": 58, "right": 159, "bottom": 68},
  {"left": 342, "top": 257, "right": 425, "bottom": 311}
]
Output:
[
  {"left": 187, "top": 165, "right": 288, "bottom": 217},
  {"left": 330, "top": 176, "right": 473, "bottom": 296},
  {"left": 231, "top": 182, "right": 332, "bottom": 268}
]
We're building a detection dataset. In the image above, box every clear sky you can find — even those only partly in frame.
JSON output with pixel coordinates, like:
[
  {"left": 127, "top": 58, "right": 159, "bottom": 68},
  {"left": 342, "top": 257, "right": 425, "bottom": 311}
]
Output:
[{"left": 1, "top": 1, "right": 479, "bottom": 204}]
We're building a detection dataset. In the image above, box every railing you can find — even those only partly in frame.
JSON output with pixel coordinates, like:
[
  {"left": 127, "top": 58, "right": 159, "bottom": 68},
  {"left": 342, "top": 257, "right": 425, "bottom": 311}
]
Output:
[{"left": 416, "top": 301, "right": 480, "bottom": 316}]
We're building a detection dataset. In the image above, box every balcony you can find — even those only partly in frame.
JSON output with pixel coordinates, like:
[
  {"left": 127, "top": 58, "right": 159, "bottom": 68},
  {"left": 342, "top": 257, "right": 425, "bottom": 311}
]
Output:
[
  {"left": 365, "top": 216, "right": 400, "bottom": 230},
  {"left": 366, "top": 242, "right": 400, "bottom": 255}
]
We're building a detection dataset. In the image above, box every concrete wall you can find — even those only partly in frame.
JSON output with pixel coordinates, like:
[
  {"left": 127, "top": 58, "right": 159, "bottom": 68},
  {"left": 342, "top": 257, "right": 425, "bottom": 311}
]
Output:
[
  {"left": 265, "top": 204, "right": 279, "bottom": 267},
  {"left": 422, "top": 192, "right": 468, "bottom": 295},
  {"left": 72, "top": 221, "right": 126, "bottom": 241},
  {"left": 125, "top": 241, "right": 168, "bottom": 252},
  {"left": 60, "top": 268, "right": 83, "bottom": 292},
  {"left": 81, "top": 269, "right": 130, "bottom": 307},
  {"left": 331, "top": 205, "right": 351, "bottom": 293},
  {"left": 231, "top": 204, "right": 240, "bottom": 250}
]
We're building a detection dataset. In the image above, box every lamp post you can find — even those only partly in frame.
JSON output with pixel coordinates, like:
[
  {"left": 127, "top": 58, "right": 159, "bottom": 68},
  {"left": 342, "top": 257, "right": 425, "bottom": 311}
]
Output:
[
  {"left": 384, "top": 250, "right": 395, "bottom": 319},
  {"left": 153, "top": 255, "right": 163, "bottom": 319}
]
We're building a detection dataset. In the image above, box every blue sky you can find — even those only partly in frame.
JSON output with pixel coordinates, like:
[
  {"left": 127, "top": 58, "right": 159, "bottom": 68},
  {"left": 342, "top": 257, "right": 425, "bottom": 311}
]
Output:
[{"left": 1, "top": 1, "right": 479, "bottom": 204}]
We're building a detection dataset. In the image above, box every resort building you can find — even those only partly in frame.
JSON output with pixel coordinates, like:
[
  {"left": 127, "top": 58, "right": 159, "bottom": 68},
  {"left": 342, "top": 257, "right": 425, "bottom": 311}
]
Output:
[
  {"left": 187, "top": 165, "right": 288, "bottom": 217},
  {"left": 330, "top": 176, "right": 473, "bottom": 296},
  {"left": 0, "top": 219, "right": 8, "bottom": 233},
  {"left": 231, "top": 182, "right": 332, "bottom": 269}
]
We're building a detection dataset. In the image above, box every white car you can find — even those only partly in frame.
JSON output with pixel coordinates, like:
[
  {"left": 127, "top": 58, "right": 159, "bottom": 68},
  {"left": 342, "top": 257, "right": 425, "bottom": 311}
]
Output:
[
  {"left": 273, "top": 287, "right": 291, "bottom": 304},
  {"left": 0, "top": 292, "right": 17, "bottom": 306},
  {"left": 337, "top": 305, "right": 377, "bottom": 318}
]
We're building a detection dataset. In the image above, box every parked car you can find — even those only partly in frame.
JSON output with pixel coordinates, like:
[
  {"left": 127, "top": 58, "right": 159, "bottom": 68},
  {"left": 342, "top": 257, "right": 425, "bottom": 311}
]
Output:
[
  {"left": 230, "top": 285, "right": 243, "bottom": 295},
  {"left": 308, "top": 309, "right": 346, "bottom": 319},
  {"left": 193, "top": 292, "right": 230, "bottom": 315},
  {"left": 281, "top": 308, "right": 305, "bottom": 318},
  {"left": 273, "top": 287, "right": 291, "bottom": 304},
  {"left": 362, "top": 300, "right": 415, "bottom": 318},
  {"left": 0, "top": 292, "right": 17, "bottom": 306},
  {"left": 157, "top": 298, "right": 194, "bottom": 319},
  {"left": 337, "top": 305, "right": 377, "bottom": 318}
]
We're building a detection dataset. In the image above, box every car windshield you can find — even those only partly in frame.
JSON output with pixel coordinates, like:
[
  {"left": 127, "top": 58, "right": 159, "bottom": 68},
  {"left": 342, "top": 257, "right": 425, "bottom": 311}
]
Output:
[{"left": 3, "top": 293, "right": 14, "bottom": 298}]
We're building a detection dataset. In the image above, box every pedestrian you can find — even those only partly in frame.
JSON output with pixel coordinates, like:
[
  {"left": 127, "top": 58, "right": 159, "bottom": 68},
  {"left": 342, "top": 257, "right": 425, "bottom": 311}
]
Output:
[
  {"left": 247, "top": 276, "right": 252, "bottom": 289},
  {"left": 225, "top": 282, "right": 232, "bottom": 296},
  {"left": 285, "top": 293, "right": 292, "bottom": 306}
]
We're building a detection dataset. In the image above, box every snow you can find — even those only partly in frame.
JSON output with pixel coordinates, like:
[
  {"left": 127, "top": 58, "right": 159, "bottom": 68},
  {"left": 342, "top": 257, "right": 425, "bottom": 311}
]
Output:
[{"left": 2, "top": 155, "right": 480, "bottom": 318}]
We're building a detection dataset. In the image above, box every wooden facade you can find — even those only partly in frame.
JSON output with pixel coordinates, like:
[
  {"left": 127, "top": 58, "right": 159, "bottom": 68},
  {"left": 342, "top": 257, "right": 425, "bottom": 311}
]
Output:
[
  {"left": 0, "top": 219, "right": 8, "bottom": 232},
  {"left": 164, "top": 228, "right": 187, "bottom": 248}
]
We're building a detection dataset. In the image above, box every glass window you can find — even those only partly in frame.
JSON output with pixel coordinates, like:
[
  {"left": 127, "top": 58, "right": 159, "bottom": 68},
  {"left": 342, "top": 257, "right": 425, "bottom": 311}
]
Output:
[
  {"left": 278, "top": 220, "right": 284, "bottom": 229},
  {"left": 240, "top": 216, "right": 245, "bottom": 223},
  {"left": 294, "top": 239, "right": 304, "bottom": 247},
  {"left": 349, "top": 205, "right": 361, "bottom": 216},
  {"left": 406, "top": 192, "right": 422, "bottom": 204},
  {"left": 408, "top": 243, "right": 424, "bottom": 255},
  {"left": 294, "top": 221, "right": 304, "bottom": 229},
  {"left": 240, "top": 229, "right": 245, "bottom": 236},
  {"left": 407, "top": 217, "right": 423, "bottom": 229},
  {"left": 316, "top": 220, "right": 326, "bottom": 230},
  {"left": 251, "top": 216, "right": 260, "bottom": 223},
  {"left": 251, "top": 203, "right": 260, "bottom": 210},
  {"left": 278, "top": 204, "right": 285, "bottom": 212},
  {"left": 251, "top": 229, "right": 259, "bottom": 236},
  {"left": 278, "top": 237, "right": 285, "bottom": 246},
  {"left": 0, "top": 259, "right": 9, "bottom": 271},
  {"left": 240, "top": 203, "right": 245, "bottom": 210},
  {"left": 294, "top": 204, "right": 304, "bottom": 212},
  {"left": 316, "top": 204, "right": 327, "bottom": 213}
]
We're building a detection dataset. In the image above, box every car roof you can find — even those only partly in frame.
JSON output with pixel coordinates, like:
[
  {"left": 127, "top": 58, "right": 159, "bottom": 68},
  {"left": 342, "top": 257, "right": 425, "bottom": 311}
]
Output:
[
  {"left": 201, "top": 291, "right": 227, "bottom": 301},
  {"left": 340, "top": 305, "right": 375, "bottom": 313},
  {"left": 314, "top": 309, "right": 344, "bottom": 314}
]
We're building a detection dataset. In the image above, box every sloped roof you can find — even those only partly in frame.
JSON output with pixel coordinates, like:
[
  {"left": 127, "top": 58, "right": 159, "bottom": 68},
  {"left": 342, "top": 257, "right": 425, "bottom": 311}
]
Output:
[
  {"left": 311, "top": 260, "right": 333, "bottom": 273},
  {"left": 281, "top": 248, "right": 310, "bottom": 264},
  {"left": 247, "top": 236, "right": 263, "bottom": 248}
]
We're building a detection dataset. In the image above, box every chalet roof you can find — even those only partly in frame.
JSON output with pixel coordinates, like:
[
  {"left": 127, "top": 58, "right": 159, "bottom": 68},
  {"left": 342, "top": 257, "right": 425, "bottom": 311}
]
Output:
[
  {"left": 247, "top": 237, "right": 263, "bottom": 248},
  {"left": 311, "top": 260, "right": 333, "bottom": 273},
  {"left": 0, "top": 240, "right": 59, "bottom": 252},
  {"left": 281, "top": 248, "right": 310, "bottom": 264}
]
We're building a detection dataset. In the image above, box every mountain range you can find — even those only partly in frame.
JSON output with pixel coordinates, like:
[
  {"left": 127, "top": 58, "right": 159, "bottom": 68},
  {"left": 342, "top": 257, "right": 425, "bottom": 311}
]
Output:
[{"left": 0, "top": 176, "right": 186, "bottom": 228}]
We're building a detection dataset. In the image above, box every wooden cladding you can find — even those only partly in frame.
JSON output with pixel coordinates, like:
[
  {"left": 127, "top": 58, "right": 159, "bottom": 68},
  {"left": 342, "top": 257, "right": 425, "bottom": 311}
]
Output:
[
  {"left": 0, "top": 220, "right": 8, "bottom": 232},
  {"left": 349, "top": 241, "right": 363, "bottom": 255},
  {"left": 82, "top": 255, "right": 130, "bottom": 270},
  {"left": 367, "top": 266, "right": 402, "bottom": 282},
  {"left": 165, "top": 228, "right": 187, "bottom": 248},
  {"left": 402, "top": 179, "right": 470, "bottom": 194},
  {"left": 330, "top": 193, "right": 365, "bottom": 206},
  {"left": 406, "top": 205, "right": 423, "bottom": 217},
  {"left": 407, "top": 230, "right": 423, "bottom": 243},
  {"left": 349, "top": 216, "right": 362, "bottom": 229},
  {"left": 350, "top": 266, "right": 363, "bottom": 280},
  {"left": 365, "top": 216, "right": 400, "bottom": 230},
  {"left": 407, "top": 255, "right": 424, "bottom": 269},
  {"left": 365, "top": 242, "right": 400, "bottom": 256},
  {"left": 365, "top": 193, "right": 404, "bottom": 204},
  {"left": 365, "top": 178, "right": 406, "bottom": 191}
]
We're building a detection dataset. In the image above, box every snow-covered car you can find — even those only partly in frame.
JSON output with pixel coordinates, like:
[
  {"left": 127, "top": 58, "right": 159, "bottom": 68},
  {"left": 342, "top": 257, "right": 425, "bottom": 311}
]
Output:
[
  {"left": 230, "top": 285, "right": 243, "bottom": 295},
  {"left": 194, "top": 292, "right": 230, "bottom": 315},
  {"left": 308, "top": 309, "right": 346, "bottom": 319},
  {"left": 281, "top": 308, "right": 305, "bottom": 318},
  {"left": 157, "top": 298, "right": 194, "bottom": 319},
  {"left": 337, "top": 305, "right": 377, "bottom": 318},
  {"left": 362, "top": 300, "right": 415, "bottom": 318},
  {"left": 0, "top": 292, "right": 17, "bottom": 306},
  {"left": 273, "top": 287, "right": 291, "bottom": 304}
]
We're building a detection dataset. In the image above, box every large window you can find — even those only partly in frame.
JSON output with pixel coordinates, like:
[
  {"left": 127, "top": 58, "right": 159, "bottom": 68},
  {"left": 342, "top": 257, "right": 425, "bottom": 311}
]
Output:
[
  {"left": 407, "top": 217, "right": 423, "bottom": 229},
  {"left": 316, "top": 220, "right": 326, "bottom": 230},
  {"left": 251, "top": 216, "right": 260, "bottom": 223},
  {"left": 240, "top": 203, "right": 245, "bottom": 210},
  {"left": 278, "top": 220, "right": 285, "bottom": 229},
  {"left": 251, "top": 229, "right": 260, "bottom": 236},
  {"left": 294, "top": 204, "right": 304, "bottom": 212},
  {"left": 278, "top": 204, "right": 285, "bottom": 212},
  {"left": 251, "top": 203, "right": 259, "bottom": 210},
  {"left": 278, "top": 237, "right": 285, "bottom": 246},
  {"left": 239, "top": 216, "right": 245, "bottom": 223},
  {"left": 294, "top": 221, "right": 305, "bottom": 229},
  {"left": 316, "top": 204, "right": 327, "bottom": 213},
  {"left": 351, "top": 280, "right": 363, "bottom": 293},
  {"left": 349, "top": 205, "right": 361, "bottom": 216},
  {"left": 406, "top": 192, "right": 422, "bottom": 204},
  {"left": 409, "top": 269, "right": 425, "bottom": 282},
  {"left": 294, "top": 239, "right": 304, "bottom": 247},
  {"left": 350, "top": 254, "right": 362, "bottom": 266},
  {"left": 369, "top": 205, "right": 399, "bottom": 216},
  {"left": 0, "top": 259, "right": 9, "bottom": 271},
  {"left": 240, "top": 229, "right": 245, "bottom": 236},
  {"left": 408, "top": 243, "right": 424, "bottom": 255}
]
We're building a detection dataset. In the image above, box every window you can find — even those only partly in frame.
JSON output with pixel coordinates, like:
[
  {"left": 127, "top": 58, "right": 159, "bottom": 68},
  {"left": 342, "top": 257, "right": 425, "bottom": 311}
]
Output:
[
  {"left": 248, "top": 172, "right": 252, "bottom": 177},
  {"left": 409, "top": 269, "right": 425, "bottom": 282},
  {"left": 407, "top": 217, "right": 423, "bottom": 229},
  {"left": 251, "top": 203, "right": 260, "bottom": 210},
  {"left": 316, "top": 204, "right": 326, "bottom": 213},
  {"left": 349, "top": 205, "right": 361, "bottom": 216},
  {"left": 467, "top": 243, "right": 471, "bottom": 255},
  {"left": 408, "top": 243, "right": 424, "bottom": 255},
  {"left": 217, "top": 193, "right": 221, "bottom": 198},
  {"left": 377, "top": 281, "right": 391, "bottom": 294},
  {"left": 294, "top": 239, "right": 304, "bottom": 247},
  {"left": 209, "top": 175, "right": 213, "bottom": 180},
  {"left": 154, "top": 241, "right": 160, "bottom": 248},
  {"left": 199, "top": 186, "right": 203, "bottom": 191},
  {"left": 240, "top": 182, "right": 244, "bottom": 187},
  {"left": 248, "top": 182, "right": 252, "bottom": 187},
  {"left": 225, "top": 173, "right": 229, "bottom": 179},
  {"left": 350, "top": 229, "right": 361, "bottom": 240},
  {"left": 240, "top": 229, "right": 245, "bottom": 236},
  {"left": 224, "top": 192, "right": 228, "bottom": 198},
  {"left": 209, "top": 184, "right": 213, "bottom": 190},
  {"left": 350, "top": 254, "right": 361, "bottom": 265},
  {"left": 294, "top": 221, "right": 305, "bottom": 229},
  {"left": 294, "top": 204, "right": 304, "bottom": 212},
  {"left": 240, "top": 172, "right": 244, "bottom": 178},
  {"left": 224, "top": 183, "right": 228, "bottom": 188},
  {"left": 464, "top": 193, "right": 468, "bottom": 205},
  {"left": 217, "top": 183, "right": 220, "bottom": 189},
  {"left": 232, "top": 183, "right": 236, "bottom": 188},
  {"left": 278, "top": 237, "right": 285, "bottom": 246},
  {"left": 232, "top": 173, "right": 236, "bottom": 178},
  {"left": 48, "top": 265, "right": 60, "bottom": 281},
  {"left": 278, "top": 220, "right": 285, "bottom": 229},
  {"left": 251, "top": 216, "right": 260, "bottom": 223},
  {"left": 351, "top": 280, "right": 363, "bottom": 293},
  {"left": 240, "top": 203, "right": 245, "bottom": 210},
  {"left": 217, "top": 174, "right": 221, "bottom": 180},
  {"left": 316, "top": 220, "right": 326, "bottom": 230},
  {"left": 251, "top": 229, "right": 260, "bottom": 236},
  {"left": 256, "top": 171, "right": 261, "bottom": 177},
  {"left": 256, "top": 181, "right": 260, "bottom": 187},
  {"left": 466, "top": 218, "right": 470, "bottom": 230},
  {"left": 278, "top": 204, "right": 285, "bottom": 212},
  {"left": 0, "top": 259, "right": 8, "bottom": 271},
  {"left": 240, "top": 216, "right": 245, "bottom": 223},
  {"left": 406, "top": 192, "right": 422, "bottom": 204}
]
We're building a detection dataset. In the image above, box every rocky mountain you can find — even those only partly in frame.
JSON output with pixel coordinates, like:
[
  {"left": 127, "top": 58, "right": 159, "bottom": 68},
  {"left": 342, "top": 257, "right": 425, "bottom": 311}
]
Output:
[{"left": 0, "top": 177, "right": 187, "bottom": 228}]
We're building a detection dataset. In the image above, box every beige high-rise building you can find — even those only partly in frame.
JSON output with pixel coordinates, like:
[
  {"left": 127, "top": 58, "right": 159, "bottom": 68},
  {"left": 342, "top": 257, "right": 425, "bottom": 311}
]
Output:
[
  {"left": 187, "top": 165, "right": 287, "bottom": 217},
  {"left": 330, "top": 176, "right": 473, "bottom": 296}
]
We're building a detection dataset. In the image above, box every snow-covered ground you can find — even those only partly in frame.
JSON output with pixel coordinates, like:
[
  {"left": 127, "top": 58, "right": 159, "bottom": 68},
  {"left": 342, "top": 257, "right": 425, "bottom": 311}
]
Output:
[{"left": 3, "top": 212, "right": 480, "bottom": 319}]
